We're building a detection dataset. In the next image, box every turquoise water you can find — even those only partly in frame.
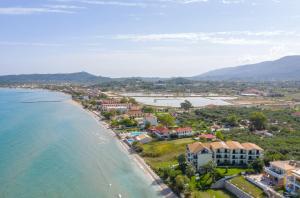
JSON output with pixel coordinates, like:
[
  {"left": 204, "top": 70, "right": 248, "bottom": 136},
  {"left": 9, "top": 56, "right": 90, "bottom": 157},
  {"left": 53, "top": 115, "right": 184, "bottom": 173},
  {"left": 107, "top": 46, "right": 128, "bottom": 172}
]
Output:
[{"left": 0, "top": 88, "right": 160, "bottom": 198}]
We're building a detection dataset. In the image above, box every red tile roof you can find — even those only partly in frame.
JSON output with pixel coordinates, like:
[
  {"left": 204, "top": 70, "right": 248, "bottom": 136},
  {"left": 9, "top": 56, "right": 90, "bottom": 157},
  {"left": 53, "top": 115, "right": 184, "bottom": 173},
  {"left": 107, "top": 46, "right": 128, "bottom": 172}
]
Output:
[
  {"left": 199, "top": 134, "right": 216, "bottom": 139},
  {"left": 175, "top": 127, "right": 192, "bottom": 132}
]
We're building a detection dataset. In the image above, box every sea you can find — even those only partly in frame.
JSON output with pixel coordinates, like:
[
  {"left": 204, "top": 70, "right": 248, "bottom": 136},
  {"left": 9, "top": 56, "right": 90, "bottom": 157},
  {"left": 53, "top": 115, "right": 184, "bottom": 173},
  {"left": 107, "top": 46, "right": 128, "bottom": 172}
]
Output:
[{"left": 0, "top": 88, "right": 160, "bottom": 198}]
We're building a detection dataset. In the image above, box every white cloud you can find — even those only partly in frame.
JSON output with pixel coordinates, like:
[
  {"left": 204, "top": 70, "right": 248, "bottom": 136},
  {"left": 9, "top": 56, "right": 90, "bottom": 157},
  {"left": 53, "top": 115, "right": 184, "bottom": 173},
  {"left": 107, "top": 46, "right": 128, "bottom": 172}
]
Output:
[
  {"left": 112, "top": 31, "right": 300, "bottom": 46},
  {"left": 222, "top": 0, "right": 244, "bottom": 4},
  {"left": 0, "top": 7, "right": 75, "bottom": 15},
  {"left": 55, "top": 0, "right": 148, "bottom": 7},
  {"left": 0, "top": 41, "right": 64, "bottom": 47}
]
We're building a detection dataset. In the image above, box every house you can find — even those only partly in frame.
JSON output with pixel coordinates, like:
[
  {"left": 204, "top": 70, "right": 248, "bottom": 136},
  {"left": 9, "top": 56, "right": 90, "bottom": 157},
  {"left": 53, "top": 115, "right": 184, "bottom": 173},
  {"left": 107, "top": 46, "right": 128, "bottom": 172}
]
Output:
[
  {"left": 292, "top": 112, "right": 300, "bottom": 117},
  {"left": 286, "top": 168, "right": 300, "bottom": 195},
  {"left": 186, "top": 141, "right": 263, "bottom": 169},
  {"left": 186, "top": 142, "right": 212, "bottom": 169},
  {"left": 127, "top": 110, "right": 144, "bottom": 118},
  {"left": 210, "top": 124, "right": 221, "bottom": 132},
  {"left": 134, "top": 134, "right": 152, "bottom": 144},
  {"left": 100, "top": 103, "right": 129, "bottom": 113},
  {"left": 172, "top": 127, "right": 193, "bottom": 138},
  {"left": 199, "top": 133, "right": 216, "bottom": 141},
  {"left": 264, "top": 161, "right": 299, "bottom": 188},
  {"left": 144, "top": 114, "right": 158, "bottom": 127},
  {"left": 149, "top": 126, "right": 170, "bottom": 139}
]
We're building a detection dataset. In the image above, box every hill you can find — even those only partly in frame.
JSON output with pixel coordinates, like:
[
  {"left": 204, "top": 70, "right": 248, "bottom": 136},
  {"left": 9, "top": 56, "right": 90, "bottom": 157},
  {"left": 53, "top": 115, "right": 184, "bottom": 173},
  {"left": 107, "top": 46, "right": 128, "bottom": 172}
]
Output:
[
  {"left": 0, "top": 72, "right": 111, "bottom": 84},
  {"left": 192, "top": 56, "right": 300, "bottom": 81}
]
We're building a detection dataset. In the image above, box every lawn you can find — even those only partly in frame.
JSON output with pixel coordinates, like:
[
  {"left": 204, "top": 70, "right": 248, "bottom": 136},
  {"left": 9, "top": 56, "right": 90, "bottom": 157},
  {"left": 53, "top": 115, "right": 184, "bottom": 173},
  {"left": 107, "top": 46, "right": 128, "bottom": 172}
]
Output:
[
  {"left": 217, "top": 167, "right": 250, "bottom": 176},
  {"left": 141, "top": 138, "right": 195, "bottom": 170},
  {"left": 229, "top": 176, "right": 265, "bottom": 198},
  {"left": 192, "top": 189, "right": 236, "bottom": 198}
]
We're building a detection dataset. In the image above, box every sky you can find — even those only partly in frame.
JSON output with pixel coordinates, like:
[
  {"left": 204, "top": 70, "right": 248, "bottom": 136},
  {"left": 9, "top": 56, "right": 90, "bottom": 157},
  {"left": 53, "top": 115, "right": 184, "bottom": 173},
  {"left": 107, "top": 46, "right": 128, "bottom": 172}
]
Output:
[{"left": 0, "top": 0, "right": 300, "bottom": 77}]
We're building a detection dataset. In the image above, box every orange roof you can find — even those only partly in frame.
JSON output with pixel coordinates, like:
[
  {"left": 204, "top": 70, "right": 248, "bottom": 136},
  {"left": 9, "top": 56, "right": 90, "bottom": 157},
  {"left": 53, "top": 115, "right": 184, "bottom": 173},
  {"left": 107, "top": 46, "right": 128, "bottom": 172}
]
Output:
[
  {"left": 187, "top": 142, "right": 210, "bottom": 154},
  {"left": 175, "top": 127, "right": 192, "bottom": 132},
  {"left": 226, "top": 141, "right": 244, "bottom": 149},
  {"left": 270, "top": 161, "right": 295, "bottom": 171},
  {"left": 210, "top": 141, "right": 229, "bottom": 150},
  {"left": 241, "top": 143, "right": 263, "bottom": 151}
]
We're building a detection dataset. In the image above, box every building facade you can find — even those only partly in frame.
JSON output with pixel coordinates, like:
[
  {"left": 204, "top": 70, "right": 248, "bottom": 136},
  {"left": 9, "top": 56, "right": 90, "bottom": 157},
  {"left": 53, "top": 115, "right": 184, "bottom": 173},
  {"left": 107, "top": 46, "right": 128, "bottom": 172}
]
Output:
[{"left": 186, "top": 141, "right": 263, "bottom": 170}]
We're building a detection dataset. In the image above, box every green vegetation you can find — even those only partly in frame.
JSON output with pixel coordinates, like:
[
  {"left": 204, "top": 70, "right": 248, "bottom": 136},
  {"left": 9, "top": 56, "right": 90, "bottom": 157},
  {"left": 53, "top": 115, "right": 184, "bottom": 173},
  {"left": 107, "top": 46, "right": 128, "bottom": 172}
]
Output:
[
  {"left": 229, "top": 176, "right": 265, "bottom": 198},
  {"left": 249, "top": 112, "right": 267, "bottom": 131},
  {"left": 178, "top": 106, "right": 300, "bottom": 161},
  {"left": 141, "top": 138, "right": 195, "bottom": 169},
  {"left": 191, "top": 189, "right": 236, "bottom": 198},
  {"left": 180, "top": 100, "right": 193, "bottom": 111},
  {"left": 156, "top": 113, "right": 176, "bottom": 127}
]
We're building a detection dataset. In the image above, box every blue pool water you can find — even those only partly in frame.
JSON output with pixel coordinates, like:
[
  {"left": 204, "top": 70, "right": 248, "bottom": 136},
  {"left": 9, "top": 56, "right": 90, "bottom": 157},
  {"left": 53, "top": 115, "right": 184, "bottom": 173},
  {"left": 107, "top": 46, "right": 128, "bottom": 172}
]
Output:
[{"left": 0, "top": 88, "right": 160, "bottom": 198}]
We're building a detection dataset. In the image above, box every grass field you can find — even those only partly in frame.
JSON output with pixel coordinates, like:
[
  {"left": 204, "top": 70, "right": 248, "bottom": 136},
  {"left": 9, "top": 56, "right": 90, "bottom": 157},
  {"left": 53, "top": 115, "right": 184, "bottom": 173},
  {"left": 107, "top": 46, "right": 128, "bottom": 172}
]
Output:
[
  {"left": 230, "top": 176, "right": 265, "bottom": 198},
  {"left": 192, "top": 189, "right": 236, "bottom": 198},
  {"left": 141, "top": 138, "right": 195, "bottom": 169},
  {"left": 217, "top": 167, "right": 250, "bottom": 176}
]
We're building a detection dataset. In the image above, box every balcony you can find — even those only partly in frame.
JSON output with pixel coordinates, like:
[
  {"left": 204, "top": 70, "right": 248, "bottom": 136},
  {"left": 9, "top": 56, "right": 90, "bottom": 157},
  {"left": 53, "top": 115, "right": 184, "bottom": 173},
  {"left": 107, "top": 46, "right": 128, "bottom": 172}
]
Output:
[{"left": 264, "top": 167, "right": 285, "bottom": 179}]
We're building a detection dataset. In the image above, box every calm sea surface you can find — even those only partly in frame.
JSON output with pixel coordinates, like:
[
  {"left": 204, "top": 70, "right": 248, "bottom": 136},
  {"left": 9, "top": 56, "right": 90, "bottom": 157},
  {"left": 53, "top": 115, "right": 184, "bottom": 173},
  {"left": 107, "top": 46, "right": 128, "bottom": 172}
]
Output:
[{"left": 0, "top": 88, "right": 160, "bottom": 198}]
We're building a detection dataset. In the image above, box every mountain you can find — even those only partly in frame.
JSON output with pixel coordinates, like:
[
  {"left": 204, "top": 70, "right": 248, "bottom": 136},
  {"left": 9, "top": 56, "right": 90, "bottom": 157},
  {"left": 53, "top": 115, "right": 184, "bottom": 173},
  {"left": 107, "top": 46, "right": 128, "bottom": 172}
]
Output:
[
  {"left": 191, "top": 56, "right": 300, "bottom": 81},
  {"left": 0, "top": 72, "right": 112, "bottom": 84}
]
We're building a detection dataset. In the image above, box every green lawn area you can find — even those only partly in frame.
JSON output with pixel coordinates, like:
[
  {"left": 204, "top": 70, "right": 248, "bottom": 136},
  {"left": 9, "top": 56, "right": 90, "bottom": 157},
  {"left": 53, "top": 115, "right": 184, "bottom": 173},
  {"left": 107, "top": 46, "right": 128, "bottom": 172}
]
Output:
[
  {"left": 217, "top": 167, "right": 250, "bottom": 176},
  {"left": 141, "top": 138, "right": 195, "bottom": 170},
  {"left": 229, "top": 176, "right": 265, "bottom": 198},
  {"left": 192, "top": 189, "right": 236, "bottom": 198}
]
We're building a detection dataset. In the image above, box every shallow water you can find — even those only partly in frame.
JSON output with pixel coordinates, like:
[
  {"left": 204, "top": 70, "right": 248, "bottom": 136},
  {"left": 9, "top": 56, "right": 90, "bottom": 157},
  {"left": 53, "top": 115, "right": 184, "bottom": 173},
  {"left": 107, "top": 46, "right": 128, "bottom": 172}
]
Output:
[{"left": 0, "top": 88, "right": 160, "bottom": 198}]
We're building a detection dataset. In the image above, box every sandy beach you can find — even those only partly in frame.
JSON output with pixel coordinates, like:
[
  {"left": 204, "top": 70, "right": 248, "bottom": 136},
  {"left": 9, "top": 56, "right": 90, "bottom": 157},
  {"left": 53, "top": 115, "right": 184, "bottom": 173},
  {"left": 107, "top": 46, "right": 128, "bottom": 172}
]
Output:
[{"left": 68, "top": 99, "right": 178, "bottom": 198}]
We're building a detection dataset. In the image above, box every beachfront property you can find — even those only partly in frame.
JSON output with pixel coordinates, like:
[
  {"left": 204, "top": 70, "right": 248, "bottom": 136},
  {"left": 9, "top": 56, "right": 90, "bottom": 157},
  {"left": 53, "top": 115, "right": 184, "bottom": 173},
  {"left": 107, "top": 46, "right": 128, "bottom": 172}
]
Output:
[
  {"left": 122, "top": 131, "right": 152, "bottom": 145},
  {"left": 134, "top": 134, "right": 152, "bottom": 144},
  {"left": 100, "top": 103, "right": 129, "bottom": 113},
  {"left": 199, "top": 133, "right": 216, "bottom": 141},
  {"left": 186, "top": 141, "right": 263, "bottom": 170},
  {"left": 263, "top": 161, "right": 300, "bottom": 188},
  {"left": 149, "top": 126, "right": 170, "bottom": 139},
  {"left": 144, "top": 114, "right": 158, "bottom": 126},
  {"left": 171, "top": 127, "right": 193, "bottom": 138},
  {"left": 149, "top": 126, "right": 193, "bottom": 139},
  {"left": 286, "top": 169, "right": 300, "bottom": 195}
]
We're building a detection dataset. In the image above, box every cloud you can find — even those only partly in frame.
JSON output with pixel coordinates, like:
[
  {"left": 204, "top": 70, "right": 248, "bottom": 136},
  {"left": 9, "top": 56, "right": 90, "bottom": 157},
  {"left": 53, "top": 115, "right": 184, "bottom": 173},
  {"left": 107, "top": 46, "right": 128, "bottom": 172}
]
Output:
[
  {"left": 0, "top": 7, "right": 75, "bottom": 15},
  {"left": 222, "top": 0, "right": 244, "bottom": 4},
  {"left": 0, "top": 41, "right": 64, "bottom": 47},
  {"left": 44, "top": 4, "right": 86, "bottom": 9},
  {"left": 55, "top": 0, "right": 148, "bottom": 7},
  {"left": 160, "top": 0, "right": 208, "bottom": 4},
  {"left": 113, "top": 31, "right": 298, "bottom": 45}
]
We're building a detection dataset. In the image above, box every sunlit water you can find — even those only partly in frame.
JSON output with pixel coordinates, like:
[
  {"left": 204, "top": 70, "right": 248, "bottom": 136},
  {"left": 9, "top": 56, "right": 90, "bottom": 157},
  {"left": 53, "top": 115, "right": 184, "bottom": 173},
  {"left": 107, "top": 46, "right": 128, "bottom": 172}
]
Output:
[{"left": 0, "top": 88, "right": 160, "bottom": 198}]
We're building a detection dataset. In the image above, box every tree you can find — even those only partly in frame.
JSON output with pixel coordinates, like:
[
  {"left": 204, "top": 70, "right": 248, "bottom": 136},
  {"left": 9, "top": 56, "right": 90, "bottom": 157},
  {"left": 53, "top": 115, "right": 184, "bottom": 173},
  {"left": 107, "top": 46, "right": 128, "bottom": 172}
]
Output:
[
  {"left": 144, "top": 121, "right": 151, "bottom": 129},
  {"left": 129, "top": 97, "right": 138, "bottom": 105},
  {"left": 101, "top": 111, "right": 113, "bottom": 120},
  {"left": 157, "top": 113, "right": 175, "bottom": 127},
  {"left": 120, "top": 97, "right": 128, "bottom": 103},
  {"left": 132, "top": 142, "right": 143, "bottom": 153},
  {"left": 203, "top": 161, "right": 219, "bottom": 183},
  {"left": 250, "top": 158, "right": 264, "bottom": 173},
  {"left": 250, "top": 112, "right": 267, "bottom": 131},
  {"left": 215, "top": 131, "right": 224, "bottom": 140},
  {"left": 142, "top": 106, "right": 154, "bottom": 113},
  {"left": 178, "top": 154, "right": 187, "bottom": 173},
  {"left": 186, "top": 165, "right": 196, "bottom": 178},
  {"left": 175, "top": 175, "right": 190, "bottom": 193},
  {"left": 180, "top": 100, "right": 193, "bottom": 111},
  {"left": 225, "top": 114, "right": 239, "bottom": 127}
]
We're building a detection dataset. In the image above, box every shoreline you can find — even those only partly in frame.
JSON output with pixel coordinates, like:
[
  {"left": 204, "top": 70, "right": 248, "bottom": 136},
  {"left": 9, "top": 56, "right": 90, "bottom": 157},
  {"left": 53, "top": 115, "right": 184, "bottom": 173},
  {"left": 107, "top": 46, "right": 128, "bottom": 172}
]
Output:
[{"left": 68, "top": 99, "right": 178, "bottom": 198}]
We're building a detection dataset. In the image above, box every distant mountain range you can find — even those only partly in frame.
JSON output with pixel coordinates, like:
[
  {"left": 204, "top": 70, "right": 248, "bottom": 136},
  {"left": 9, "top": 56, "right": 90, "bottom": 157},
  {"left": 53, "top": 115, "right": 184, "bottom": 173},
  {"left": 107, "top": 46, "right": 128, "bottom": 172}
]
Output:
[
  {"left": 0, "top": 72, "right": 111, "bottom": 84},
  {"left": 1, "top": 56, "right": 300, "bottom": 84},
  {"left": 191, "top": 55, "right": 300, "bottom": 81}
]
